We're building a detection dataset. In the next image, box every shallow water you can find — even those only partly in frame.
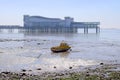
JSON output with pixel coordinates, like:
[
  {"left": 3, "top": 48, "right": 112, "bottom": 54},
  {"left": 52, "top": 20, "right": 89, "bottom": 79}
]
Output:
[{"left": 0, "top": 29, "right": 120, "bottom": 73}]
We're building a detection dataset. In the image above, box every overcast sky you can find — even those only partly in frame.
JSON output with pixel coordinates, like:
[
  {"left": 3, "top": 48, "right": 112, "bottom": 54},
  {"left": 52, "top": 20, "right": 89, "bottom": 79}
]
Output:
[{"left": 0, "top": 0, "right": 120, "bottom": 28}]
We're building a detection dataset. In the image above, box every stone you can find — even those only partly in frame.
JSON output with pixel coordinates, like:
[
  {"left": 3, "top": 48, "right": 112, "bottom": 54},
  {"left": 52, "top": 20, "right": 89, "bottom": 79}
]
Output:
[
  {"left": 21, "top": 69, "right": 26, "bottom": 72},
  {"left": 54, "top": 66, "right": 56, "bottom": 68},
  {"left": 100, "top": 63, "right": 104, "bottom": 65},
  {"left": 69, "top": 67, "right": 72, "bottom": 69},
  {"left": 37, "top": 68, "right": 41, "bottom": 70}
]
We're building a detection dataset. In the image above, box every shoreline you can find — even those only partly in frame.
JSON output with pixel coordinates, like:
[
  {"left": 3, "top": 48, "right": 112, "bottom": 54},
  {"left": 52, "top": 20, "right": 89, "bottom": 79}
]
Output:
[{"left": 0, "top": 63, "right": 120, "bottom": 80}]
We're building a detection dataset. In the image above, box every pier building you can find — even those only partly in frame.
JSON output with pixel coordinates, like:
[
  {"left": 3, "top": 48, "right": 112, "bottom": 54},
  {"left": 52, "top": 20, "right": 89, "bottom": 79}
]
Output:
[{"left": 24, "top": 15, "right": 100, "bottom": 33}]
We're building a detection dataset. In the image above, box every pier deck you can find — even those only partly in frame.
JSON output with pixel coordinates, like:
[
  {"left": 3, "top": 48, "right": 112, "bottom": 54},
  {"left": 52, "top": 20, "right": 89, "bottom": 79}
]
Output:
[{"left": 0, "top": 26, "right": 100, "bottom": 33}]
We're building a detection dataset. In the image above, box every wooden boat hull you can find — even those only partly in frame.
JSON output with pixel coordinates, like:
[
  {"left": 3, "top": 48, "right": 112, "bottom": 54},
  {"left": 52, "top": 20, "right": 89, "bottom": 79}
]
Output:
[
  {"left": 51, "top": 48, "right": 70, "bottom": 53},
  {"left": 51, "top": 42, "right": 71, "bottom": 53}
]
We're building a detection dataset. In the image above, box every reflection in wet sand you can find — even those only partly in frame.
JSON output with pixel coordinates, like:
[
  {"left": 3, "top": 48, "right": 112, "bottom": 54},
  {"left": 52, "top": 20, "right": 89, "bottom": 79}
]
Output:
[{"left": 51, "top": 51, "right": 70, "bottom": 58}]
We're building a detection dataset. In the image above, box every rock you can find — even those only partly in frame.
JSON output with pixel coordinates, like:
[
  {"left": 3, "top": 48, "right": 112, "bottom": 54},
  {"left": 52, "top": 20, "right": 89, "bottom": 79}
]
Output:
[
  {"left": 37, "top": 43, "right": 41, "bottom": 45},
  {"left": 54, "top": 66, "right": 56, "bottom": 68},
  {"left": 86, "top": 73, "right": 90, "bottom": 76},
  {"left": 1, "top": 72, "right": 10, "bottom": 74},
  {"left": 28, "top": 70, "right": 32, "bottom": 71},
  {"left": 43, "top": 40, "right": 47, "bottom": 41},
  {"left": 70, "top": 49, "right": 72, "bottom": 51},
  {"left": 65, "top": 73, "right": 68, "bottom": 75},
  {"left": 20, "top": 47, "right": 23, "bottom": 49},
  {"left": 20, "top": 73, "right": 26, "bottom": 76},
  {"left": 69, "top": 67, "right": 72, "bottom": 69},
  {"left": 100, "top": 63, "right": 104, "bottom": 65},
  {"left": 21, "top": 69, "right": 26, "bottom": 72},
  {"left": 37, "top": 68, "right": 41, "bottom": 70},
  {"left": 86, "top": 72, "right": 89, "bottom": 73},
  {"left": 85, "top": 72, "right": 90, "bottom": 76}
]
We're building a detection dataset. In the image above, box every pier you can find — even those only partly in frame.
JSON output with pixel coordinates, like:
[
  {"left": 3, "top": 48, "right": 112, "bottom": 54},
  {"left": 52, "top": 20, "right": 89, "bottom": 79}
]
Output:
[
  {"left": 0, "top": 25, "right": 100, "bottom": 34},
  {"left": 0, "top": 15, "right": 100, "bottom": 33}
]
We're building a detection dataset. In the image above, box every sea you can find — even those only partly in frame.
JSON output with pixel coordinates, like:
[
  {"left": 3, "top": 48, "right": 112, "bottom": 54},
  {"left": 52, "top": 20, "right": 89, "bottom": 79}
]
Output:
[{"left": 0, "top": 28, "right": 120, "bottom": 73}]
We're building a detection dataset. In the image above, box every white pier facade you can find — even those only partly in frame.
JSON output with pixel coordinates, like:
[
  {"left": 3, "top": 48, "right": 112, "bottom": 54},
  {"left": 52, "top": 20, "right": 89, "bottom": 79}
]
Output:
[{"left": 24, "top": 15, "right": 100, "bottom": 33}]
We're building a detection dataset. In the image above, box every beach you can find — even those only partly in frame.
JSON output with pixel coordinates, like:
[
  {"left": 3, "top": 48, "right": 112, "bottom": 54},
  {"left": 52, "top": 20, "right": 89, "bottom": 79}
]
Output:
[{"left": 0, "top": 29, "right": 120, "bottom": 79}]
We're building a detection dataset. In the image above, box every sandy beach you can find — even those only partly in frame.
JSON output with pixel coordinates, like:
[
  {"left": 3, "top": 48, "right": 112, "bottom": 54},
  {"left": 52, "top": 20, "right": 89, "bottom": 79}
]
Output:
[{"left": 0, "top": 37, "right": 120, "bottom": 79}]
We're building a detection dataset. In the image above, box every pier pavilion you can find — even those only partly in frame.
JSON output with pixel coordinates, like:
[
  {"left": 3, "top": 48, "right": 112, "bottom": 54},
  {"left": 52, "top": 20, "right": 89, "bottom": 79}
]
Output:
[{"left": 24, "top": 15, "right": 100, "bottom": 33}]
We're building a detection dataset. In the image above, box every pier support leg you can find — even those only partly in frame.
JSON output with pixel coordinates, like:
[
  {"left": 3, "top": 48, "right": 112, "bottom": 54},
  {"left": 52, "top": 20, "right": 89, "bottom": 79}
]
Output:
[
  {"left": 84, "top": 27, "right": 88, "bottom": 34},
  {"left": 96, "top": 27, "right": 100, "bottom": 34},
  {"left": 73, "top": 28, "right": 77, "bottom": 33},
  {"left": 0, "top": 29, "right": 2, "bottom": 32}
]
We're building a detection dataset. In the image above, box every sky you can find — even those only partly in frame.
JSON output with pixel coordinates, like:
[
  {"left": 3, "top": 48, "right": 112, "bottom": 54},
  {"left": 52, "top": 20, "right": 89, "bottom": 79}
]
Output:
[{"left": 0, "top": 0, "right": 120, "bottom": 28}]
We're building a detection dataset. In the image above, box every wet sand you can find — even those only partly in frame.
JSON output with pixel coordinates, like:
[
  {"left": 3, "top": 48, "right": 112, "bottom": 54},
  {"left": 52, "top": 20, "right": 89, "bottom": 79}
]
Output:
[{"left": 0, "top": 39, "right": 120, "bottom": 79}]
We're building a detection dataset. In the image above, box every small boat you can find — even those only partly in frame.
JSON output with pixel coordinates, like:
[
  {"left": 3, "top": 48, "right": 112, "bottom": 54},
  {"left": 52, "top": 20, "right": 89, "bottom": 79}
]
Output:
[{"left": 51, "top": 42, "right": 71, "bottom": 53}]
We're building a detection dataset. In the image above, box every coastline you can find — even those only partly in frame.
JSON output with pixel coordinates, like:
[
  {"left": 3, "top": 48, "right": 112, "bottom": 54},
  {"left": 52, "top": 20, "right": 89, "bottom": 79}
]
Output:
[{"left": 0, "top": 63, "right": 120, "bottom": 80}]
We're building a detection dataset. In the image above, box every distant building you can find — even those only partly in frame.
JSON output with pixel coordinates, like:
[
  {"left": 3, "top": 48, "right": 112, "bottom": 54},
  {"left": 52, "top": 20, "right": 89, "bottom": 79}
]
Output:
[{"left": 24, "top": 15, "right": 100, "bottom": 28}]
